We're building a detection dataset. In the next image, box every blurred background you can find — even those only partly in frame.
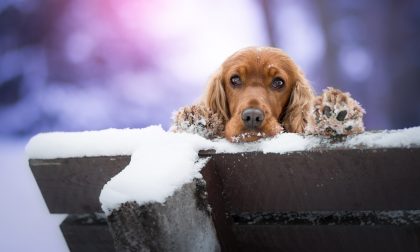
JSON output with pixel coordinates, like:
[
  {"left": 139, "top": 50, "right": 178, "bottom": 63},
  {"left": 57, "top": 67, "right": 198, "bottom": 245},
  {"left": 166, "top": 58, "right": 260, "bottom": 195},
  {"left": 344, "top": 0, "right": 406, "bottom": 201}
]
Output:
[{"left": 0, "top": 0, "right": 419, "bottom": 251}]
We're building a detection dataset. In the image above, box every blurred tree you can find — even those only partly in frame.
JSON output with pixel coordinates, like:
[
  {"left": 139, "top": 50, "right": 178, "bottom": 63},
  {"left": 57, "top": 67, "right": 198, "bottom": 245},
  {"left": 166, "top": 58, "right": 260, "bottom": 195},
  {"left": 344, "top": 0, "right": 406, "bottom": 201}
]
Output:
[{"left": 260, "top": 0, "right": 279, "bottom": 47}]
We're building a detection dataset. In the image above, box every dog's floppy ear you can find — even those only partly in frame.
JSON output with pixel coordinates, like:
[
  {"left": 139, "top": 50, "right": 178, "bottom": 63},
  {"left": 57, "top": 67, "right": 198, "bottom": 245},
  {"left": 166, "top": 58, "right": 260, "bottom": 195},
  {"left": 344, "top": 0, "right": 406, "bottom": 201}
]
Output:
[
  {"left": 282, "top": 70, "right": 314, "bottom": 133},
  {"left": 204, "top": 68, "right": 229, "bottom": 122}
]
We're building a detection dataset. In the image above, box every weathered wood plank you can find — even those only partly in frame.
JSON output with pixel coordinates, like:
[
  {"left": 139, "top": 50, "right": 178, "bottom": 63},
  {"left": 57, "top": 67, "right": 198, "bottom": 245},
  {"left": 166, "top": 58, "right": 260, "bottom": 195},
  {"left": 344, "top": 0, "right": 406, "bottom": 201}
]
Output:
[
  {"left": 232, "top": 225, "right": 420, "bottom": 252},
  {"left": 201, "top": 157, "right": 238, "bottom": 251},
  {"left": 208, "top": 148, "right": 420, "bottom": 212},
  {"left": 29, "top": 148, "right": 420, "bottom": 213},
  {"left": 30, "top": 156, "right": 130, "bottom": 213},
  {"left": 199, "top": 148, "right": 420, "bottom": 251},
  {"left": 60, "top": 214, "right": 115, "bottom": 252},
  {"left": 29, "top": 147, "right": 420, "bottom": 251}
]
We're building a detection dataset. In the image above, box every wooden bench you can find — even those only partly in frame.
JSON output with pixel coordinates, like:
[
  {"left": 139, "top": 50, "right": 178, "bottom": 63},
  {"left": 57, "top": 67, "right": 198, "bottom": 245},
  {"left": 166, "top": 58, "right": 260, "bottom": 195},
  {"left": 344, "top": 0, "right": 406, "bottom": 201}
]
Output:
[{"left": 29, "top": 147, "right": 420, "bottom": 251}]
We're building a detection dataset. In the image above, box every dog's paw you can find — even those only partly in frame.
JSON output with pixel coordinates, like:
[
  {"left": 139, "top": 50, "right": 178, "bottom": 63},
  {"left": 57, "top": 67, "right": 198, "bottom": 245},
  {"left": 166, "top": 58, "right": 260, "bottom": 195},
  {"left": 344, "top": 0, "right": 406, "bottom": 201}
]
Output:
[
  {"left": 170, "top": 104, "right": 224, "bottom": 139},
  {"left": 307, "top": 87, "right": 365, "bottom": 137}
]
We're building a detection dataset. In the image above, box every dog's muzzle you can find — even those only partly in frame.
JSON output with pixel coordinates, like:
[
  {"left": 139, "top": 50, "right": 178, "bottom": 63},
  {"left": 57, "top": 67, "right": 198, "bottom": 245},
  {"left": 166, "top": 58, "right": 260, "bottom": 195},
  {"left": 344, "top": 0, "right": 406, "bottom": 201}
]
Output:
[{"left": 241, "top": 108, "right": 264, "bottom": 130}]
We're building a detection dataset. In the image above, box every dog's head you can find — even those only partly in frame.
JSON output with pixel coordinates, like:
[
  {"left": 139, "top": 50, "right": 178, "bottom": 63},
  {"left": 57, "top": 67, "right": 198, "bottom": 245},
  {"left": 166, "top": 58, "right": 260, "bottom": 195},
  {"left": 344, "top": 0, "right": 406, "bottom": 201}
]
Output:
[{"left": 205, "top": 47, "right": 314, "bottom": 142}]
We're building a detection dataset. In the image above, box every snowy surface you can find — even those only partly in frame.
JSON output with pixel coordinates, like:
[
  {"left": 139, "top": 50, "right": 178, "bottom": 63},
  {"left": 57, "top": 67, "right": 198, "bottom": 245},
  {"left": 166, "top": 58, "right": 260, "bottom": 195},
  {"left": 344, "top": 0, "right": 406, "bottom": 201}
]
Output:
[
  {"left": 25, "top": 126, "right": 320, "bottom": 159},
  {"left": 26, "top": 126, "right": 420, "bottom": 159},
  {"left": 25, "top": 126, "right": 420, "bottom": 215},
  {"left": 26, "top": 128, "right": 161, "bottom": 159},
  {"left": 98, "top": 127, "right": 213, "bottom": 214},
  {"left": 346, "top": 127, "right": 420, "bottom": 148}
]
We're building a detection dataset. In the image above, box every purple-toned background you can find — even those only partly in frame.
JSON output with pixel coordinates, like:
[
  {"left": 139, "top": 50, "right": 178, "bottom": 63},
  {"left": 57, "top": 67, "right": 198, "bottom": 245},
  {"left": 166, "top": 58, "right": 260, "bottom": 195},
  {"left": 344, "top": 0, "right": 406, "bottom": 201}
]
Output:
[
  {"left": 1, "top": 0, "right": 419, "bottom": 251},
  {"left": 1, "top": 0, "right": 419, "bottom": 135}
]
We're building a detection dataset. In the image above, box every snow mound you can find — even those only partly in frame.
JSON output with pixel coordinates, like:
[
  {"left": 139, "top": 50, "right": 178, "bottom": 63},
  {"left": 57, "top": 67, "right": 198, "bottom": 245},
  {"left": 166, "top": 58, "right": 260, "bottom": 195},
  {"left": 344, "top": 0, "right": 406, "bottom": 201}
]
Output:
[
  {"left": 25, "top": 126, "right": 165, "bottom": 159},
  {"left": 99, "top": 129, "right": 212, "bottom": 214},
  {"left": 346, "top": 127, "right": 420, "bottom": 148},
  {"left": 25, "top": 126, "right": 319, "bottom": 159},
  {"left": 25, "top": 126, "right": 420, "bottom": 214}
]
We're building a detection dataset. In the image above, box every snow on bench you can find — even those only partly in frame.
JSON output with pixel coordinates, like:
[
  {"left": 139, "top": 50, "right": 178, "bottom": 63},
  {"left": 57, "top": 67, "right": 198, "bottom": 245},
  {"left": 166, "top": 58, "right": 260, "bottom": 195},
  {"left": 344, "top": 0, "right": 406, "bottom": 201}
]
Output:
[
  {"left": 26, "top": 126, "right": 420, "bottom": 252},
  {"left": 26, "top": 125, "right": 420, "bottom": 159}
]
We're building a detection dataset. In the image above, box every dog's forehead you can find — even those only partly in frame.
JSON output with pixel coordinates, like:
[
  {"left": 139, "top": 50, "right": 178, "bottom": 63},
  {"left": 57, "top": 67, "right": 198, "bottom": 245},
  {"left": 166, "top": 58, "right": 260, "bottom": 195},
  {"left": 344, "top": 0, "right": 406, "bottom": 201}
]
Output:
[{"left": 223, "top": 47, "right": 296, "bottom": 74}]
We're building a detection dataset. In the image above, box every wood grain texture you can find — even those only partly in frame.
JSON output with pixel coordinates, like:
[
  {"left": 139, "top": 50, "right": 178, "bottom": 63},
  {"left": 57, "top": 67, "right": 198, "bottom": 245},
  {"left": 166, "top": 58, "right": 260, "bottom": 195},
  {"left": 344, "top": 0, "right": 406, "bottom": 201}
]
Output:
[
  {"left": 200, "top": 147, "right": 420, "bottom": 251},
  {"left": 29, "top": 147, "right": 420, "bottom": 251},
  {"left": 201, "top": 157, "right": 239, "bottom": 251},
  {"left": 60, "top": 214, "right": 115, "bottom": 252},
  {"left": 232, "top": 225, "right": 420, "bottom": 252},
  {"left": 29, "top": 148, "right": 420, "bottom": 213},
  {"left": 210, "top": 148, "right": 420, "bottom": 212},
  {"left": 30, "top": 156, "right": 130, "bottom": 213}
]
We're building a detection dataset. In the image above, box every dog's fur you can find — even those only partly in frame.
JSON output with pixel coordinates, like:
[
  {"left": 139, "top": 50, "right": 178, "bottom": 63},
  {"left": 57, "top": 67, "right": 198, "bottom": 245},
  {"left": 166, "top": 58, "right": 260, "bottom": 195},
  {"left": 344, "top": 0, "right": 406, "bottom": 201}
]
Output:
[{"left": 172, "top": 47, "right": 365, "bottom": 142}]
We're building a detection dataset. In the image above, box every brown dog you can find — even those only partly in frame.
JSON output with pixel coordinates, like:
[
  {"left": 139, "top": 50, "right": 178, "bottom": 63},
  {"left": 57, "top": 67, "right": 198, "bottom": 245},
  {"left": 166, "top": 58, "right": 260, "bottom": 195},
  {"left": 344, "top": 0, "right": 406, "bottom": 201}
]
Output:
[{"left": 173, "top": 47, "right": 365, "bottom": 142}]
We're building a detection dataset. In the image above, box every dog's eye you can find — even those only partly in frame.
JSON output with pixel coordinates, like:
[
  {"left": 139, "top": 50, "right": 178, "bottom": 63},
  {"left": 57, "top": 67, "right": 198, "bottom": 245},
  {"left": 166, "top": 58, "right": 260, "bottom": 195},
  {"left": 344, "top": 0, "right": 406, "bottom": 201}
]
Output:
[
  {"left": 272, "top": 77, "right": 285, "bottom": 89},
  {"left": 230, "top": 75, "right": 242, "bottom": 87}
]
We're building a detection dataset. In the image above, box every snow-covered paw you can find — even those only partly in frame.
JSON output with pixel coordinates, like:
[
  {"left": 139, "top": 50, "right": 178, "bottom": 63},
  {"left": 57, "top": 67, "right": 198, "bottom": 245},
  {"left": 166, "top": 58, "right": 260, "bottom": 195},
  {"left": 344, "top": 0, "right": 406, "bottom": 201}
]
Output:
[
  {"left": 309, "top": 87, "right": 365, "bottom": 137},
  {"left": 170, "top": 104, "right": 224, "bottom": 139}
]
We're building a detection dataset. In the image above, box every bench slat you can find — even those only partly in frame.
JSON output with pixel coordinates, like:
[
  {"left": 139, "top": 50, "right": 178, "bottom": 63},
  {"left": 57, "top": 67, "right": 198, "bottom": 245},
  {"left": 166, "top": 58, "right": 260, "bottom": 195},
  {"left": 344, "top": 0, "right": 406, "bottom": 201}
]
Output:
[
  {"left": 30, "top": 156, "right": 130, "bottom": 213},
  {"left": 210, "top": 148, "right": 420, "bottom": 212}
]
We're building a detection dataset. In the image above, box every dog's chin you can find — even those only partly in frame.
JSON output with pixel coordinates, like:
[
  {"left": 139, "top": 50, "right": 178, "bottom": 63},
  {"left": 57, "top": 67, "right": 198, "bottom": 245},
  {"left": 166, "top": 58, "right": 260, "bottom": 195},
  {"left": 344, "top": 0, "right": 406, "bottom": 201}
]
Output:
[
  {"left": 228, "top": 125, "right": 284, "bottom": 143},
  {"left": 224, "top": 117, "right": 284, "bottom": 143},
  {"left": 229, "top": 131, "right": 266, "bottom": 143}
]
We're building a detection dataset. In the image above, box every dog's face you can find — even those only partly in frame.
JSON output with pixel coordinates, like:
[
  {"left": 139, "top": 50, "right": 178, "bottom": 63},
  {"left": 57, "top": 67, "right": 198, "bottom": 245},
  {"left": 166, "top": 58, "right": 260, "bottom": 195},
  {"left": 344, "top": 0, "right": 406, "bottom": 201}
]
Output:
[
  {"left": 206, "top": 47, "right": 314, "bottom": 142},
  {"left": 222, "top": 49, "right": 295, "bottom": 141}
]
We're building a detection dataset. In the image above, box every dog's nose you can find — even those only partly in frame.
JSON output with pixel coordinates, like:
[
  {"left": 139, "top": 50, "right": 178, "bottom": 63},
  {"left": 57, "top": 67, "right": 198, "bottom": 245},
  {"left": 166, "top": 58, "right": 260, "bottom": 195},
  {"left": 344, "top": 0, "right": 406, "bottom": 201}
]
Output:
[{"left": 242, "top": 108, "right": 264, "bottom": 129}]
